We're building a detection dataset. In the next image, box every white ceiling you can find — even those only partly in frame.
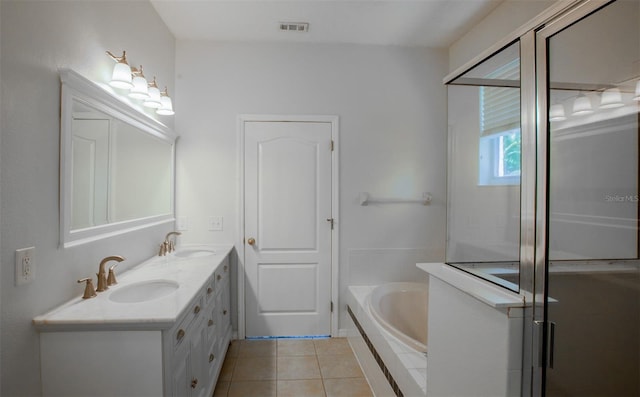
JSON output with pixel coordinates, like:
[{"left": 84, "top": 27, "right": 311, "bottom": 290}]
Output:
[{"left": 150, "top": 0, "right": 503, "bottom": 48}]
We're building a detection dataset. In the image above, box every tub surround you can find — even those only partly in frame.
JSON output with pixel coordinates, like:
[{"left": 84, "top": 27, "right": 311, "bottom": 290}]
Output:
[
  {"left": 34, "top": 244, "right": 233, "bottom": 397},
  {"left": 418, "top": 263, "right": 525, "bottom": 397}
]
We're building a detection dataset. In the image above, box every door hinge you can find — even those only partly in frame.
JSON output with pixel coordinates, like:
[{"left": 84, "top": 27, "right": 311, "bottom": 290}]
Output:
[
  {"left": 326, "top": 218, "right": 334, "bottom": 230},
  {"left": 330, "top": 140, "right": 335, "bottom": 151},
  {"left": 330, "top": 301, "right": 334, "bottom": 313}
]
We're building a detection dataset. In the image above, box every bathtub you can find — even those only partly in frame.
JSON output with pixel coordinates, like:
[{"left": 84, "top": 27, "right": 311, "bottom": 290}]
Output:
[
  {"left": 368, "top": 282, "right": 428, "bottom": 353},
  {"left": 347, "top": 282, "right": 428, "bottom": 397}
]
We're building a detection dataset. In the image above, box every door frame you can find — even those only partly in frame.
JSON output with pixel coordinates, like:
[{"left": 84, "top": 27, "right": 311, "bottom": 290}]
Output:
[{"left": 236, "top": 114, "right": 340, "bottom": 340}]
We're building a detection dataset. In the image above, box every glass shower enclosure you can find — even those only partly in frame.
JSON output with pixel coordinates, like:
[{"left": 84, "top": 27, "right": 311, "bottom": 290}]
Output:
[{"left": 446, "top": 0, "right": 640, "bottom": 395}]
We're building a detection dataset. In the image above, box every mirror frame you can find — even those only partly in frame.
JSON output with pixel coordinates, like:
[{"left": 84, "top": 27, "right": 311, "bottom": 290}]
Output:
[{"left": 59, "top": 69, "right": 177, "bottom": 248}]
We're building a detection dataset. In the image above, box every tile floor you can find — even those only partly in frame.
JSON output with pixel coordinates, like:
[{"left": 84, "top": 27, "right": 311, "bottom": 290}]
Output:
[{"left": 213, "top": 338, "right": 374, "bottom": 397}]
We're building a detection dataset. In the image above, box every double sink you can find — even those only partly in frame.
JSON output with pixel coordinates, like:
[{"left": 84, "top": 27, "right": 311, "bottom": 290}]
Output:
[{"left": 33, "top": 245, "right": 232, "bottom": 331}]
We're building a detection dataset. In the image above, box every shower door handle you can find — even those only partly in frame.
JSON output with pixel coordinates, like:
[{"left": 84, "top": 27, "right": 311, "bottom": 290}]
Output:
[
  {"left": 548, "top": 321, "right": 556, "bottom": 369},
  {"left": 534, "top": 320, "right": 556, "bottom": 369}
]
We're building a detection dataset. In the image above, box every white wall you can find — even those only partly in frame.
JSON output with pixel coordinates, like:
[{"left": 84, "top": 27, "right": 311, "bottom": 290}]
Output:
[
  {"left": 174, "top": 41, "right": 448, "bottom": 333},
  {"left": 0, "top": 2, "right": 175, "bottom": 396}
]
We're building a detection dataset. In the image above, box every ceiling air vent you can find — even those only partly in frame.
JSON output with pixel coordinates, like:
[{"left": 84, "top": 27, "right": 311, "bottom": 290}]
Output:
[{"left": 279, "top": 22, "right": 309, "bottom": 32}]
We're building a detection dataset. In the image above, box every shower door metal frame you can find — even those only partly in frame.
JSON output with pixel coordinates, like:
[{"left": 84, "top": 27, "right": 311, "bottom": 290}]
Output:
[
  {"left": 530, "top": 1, "right": 615, "bottom": 395},
  {"left": 443, "top": 1, "right": 617, "bottom": 395}
]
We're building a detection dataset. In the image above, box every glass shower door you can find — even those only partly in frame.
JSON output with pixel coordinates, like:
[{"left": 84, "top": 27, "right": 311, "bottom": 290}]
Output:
[{"left": 540, "top": 1, "right": 640, "bottom": 395}]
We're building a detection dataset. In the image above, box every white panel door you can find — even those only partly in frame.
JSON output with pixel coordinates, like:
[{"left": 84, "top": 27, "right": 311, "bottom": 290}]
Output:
[{"left": 244, "top": 121, "right": 332, "bottom": 337}]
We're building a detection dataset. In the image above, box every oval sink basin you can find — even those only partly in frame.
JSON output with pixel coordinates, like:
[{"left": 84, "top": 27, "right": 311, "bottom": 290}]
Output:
[
  {"left": 109, "top": 280, "right": 179, "bottom": 303},
  {"left": 174, "top": 249, "right": 216, "bottom": 259}
]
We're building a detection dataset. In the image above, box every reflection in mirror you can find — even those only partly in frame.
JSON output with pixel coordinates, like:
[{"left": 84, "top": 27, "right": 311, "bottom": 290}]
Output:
[
  {"left": 61, "top": 69, "right": 177, "bottom": 247},
  {"left": 446, "top": 40, "right": 521, "bottom": 291}
]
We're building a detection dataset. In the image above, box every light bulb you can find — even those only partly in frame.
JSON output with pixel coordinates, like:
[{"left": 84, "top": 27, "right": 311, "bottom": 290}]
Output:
[
  {"left": 157, "top": 87, "right": 175, "bottom": 115},
  {"left": 549, "top": 103, "right": 566, "bottom": 121},
  {"left": 599, "top": 88, "right": 623, "bottom": 109},
  {"left": 129, "top": 66, "right": 149, "bottom": 100},
  {"left": 157, "top": 96, "right": 175, "bottom": 115},
  {"left": 109, "top": 62, "right": 132, "bottom": 89},
  {"left": 572, "top": 94, "right": 593, "bottom": 116},
  {"left": 143, "top": 77, "right": 162, "bottom": 108},
  {"left": 107, "top": 50, "right": 133, "bottom": 89}
]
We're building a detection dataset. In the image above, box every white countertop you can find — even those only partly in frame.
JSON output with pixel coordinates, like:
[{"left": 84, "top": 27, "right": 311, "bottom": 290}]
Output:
[
  {"left": 417, "top": 262, "right": 526, "bottom": 309},
  {"left": 33, "top": 244, "right": 233, "bottom": 332}
]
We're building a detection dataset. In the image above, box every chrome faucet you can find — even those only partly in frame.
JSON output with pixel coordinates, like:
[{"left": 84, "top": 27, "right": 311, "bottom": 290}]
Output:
[
  {"left": 96, "top": 255, "right": 125, "bottom": 292},
  {"left": 159, "top": 231, "right": 182, "bottom": 256}
]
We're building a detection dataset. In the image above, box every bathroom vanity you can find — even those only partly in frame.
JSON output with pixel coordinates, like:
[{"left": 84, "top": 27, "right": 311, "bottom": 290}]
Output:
[{"left": 33, "top": 245, "right": 233, "bottom": 397}]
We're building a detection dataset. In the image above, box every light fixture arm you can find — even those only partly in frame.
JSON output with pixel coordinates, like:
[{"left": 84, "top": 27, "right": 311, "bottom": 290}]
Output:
[
  {"left": 131, "top": 65, "right": 145, "bottom": 78},
  {"left": 106, "top": 50, "right": 129, "bottom": 65}
]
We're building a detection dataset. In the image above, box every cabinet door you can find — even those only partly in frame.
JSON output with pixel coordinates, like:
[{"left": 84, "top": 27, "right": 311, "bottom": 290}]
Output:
[
  {"left": 221, "top": 276, "right": 231, "bottom": 335},
  {"left": 171, "top": 342, "right": 191, "bottom": 397},
  {"left": 190, "top": 318, "right": 209, "bottom": 397}
]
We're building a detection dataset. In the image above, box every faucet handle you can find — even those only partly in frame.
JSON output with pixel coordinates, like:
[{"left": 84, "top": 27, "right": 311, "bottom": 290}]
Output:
[
  {"left": 77, "top": 277, "right": 97, "bottom": 299},
  {"left": 107, "top": 264, "right": 119, "bottom": 286},
  {"left": 159, "top": 242, "right": 167, "bottom": 256}
]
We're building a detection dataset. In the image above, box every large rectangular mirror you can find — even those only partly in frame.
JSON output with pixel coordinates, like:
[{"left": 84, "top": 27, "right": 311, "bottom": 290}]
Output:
[{"left": 60, "top": 69, "right": 177, "bottom": 247}]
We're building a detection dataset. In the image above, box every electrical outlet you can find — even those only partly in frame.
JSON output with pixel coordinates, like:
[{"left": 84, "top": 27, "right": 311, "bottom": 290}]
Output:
[
  {"left": 208, "top": 216, "right": 223, "bottom": 231},
  {"left": 15, "top": 246, "right": 35, "bottom": 286}
]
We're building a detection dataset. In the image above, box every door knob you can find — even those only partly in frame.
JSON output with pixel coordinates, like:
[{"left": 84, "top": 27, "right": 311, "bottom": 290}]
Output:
[{"left": 247, "top": 237, "right": 256, "bottom": 246}]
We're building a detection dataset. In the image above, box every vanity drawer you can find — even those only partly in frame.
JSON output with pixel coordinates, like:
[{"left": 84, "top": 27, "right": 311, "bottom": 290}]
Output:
[
  {"left": 214, "top": 258, "right": 229, "bottom": 286},
  {"left": 206, "top": 304, "right": 217, "bottom": 344},
  {"left": 173, "top": 294, "right": 204, "bottom": 350},
  {"left": 204, "top": 278, "right": 216, "bottom": 305}
]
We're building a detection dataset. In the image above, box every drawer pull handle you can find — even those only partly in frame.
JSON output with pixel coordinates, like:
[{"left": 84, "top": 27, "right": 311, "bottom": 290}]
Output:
[
  {"left": 176, "top": 329, "right": 185, "bottom": 341},
  {"left": 207, "top": 287, "right": 213, "bottom": 295},
  {"left": 194, "top": 305, "right": 201, "bottom": 314},
  {"left": 209, "top": 353, "right": 215, "bottom": 363},
  {"left": 208, "top": 319, "right": 214, "bottom": 327},
  {"left": 223, "top": 310, "right": 228, "bottom": 315},
  {"left": 217, "top": 274, "right": 222, "bottom": 281},
  {"left": 191, "top": 378, "right": 198, "bottom": 389},
  {"left": 224, "top": 265, "right": 228, "bottom": 272}
]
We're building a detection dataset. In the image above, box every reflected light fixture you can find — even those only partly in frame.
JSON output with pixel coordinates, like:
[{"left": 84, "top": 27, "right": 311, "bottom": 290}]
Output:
[
  {"left": 599, "top": 87, "right": 624, "bottom": 109},
  {"left": 572, "top": 93, "right": 594, "bottom": 116},
  {"left": 106, "top": 50, "right": 133, "bottom": 89},
  {"left": 157, "top": 87, "right": 175, "bottom": 115},
  {"left": 549, "top": 103, "right": 566, "bottom": 121},
  {"left": 128, "top": 65, "right": 150, "bottom": 100},
  {"left": 143, "top": 77, "right": 162, "bottom": 108}
]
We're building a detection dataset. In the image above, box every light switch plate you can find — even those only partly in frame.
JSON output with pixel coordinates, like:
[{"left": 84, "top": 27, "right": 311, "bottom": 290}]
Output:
[{"left": 208, "top": 216, "right": 223, "bottom": 231}]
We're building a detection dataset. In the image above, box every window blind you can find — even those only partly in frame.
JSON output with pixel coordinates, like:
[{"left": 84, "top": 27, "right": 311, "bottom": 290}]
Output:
[{"left": 480, "top": 59, "right": 520, "bottom": 137}]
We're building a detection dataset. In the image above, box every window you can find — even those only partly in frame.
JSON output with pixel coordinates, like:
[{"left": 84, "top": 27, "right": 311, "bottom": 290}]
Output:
[{"left": 478, "top": 59, "right": 521, "bottom": 186}]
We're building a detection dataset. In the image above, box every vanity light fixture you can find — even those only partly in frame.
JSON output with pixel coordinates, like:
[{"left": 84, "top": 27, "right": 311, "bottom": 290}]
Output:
[
  {"left": 105, "top": 50, "right": 174, "bottom": 115},
  {"left": 143, "top": 77, "right": 162, "bottom": 109},
  {"left": 549, "top": 103, "right": 566, "bottom": 121},
  {"left": 128, "top": 66, "right": 150, "bottom": 100},
  {"left": 572, "top": 93, "right": 594, "bottom": 116},
  {"left": 599, "top": 87, "right": 624, "bottom": 109},
  {"left": 157, "top": 87, "right": 175, "bottom": 116},
  {"left": 106, "top": 50, "right": 133, "bottom": 89}
]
